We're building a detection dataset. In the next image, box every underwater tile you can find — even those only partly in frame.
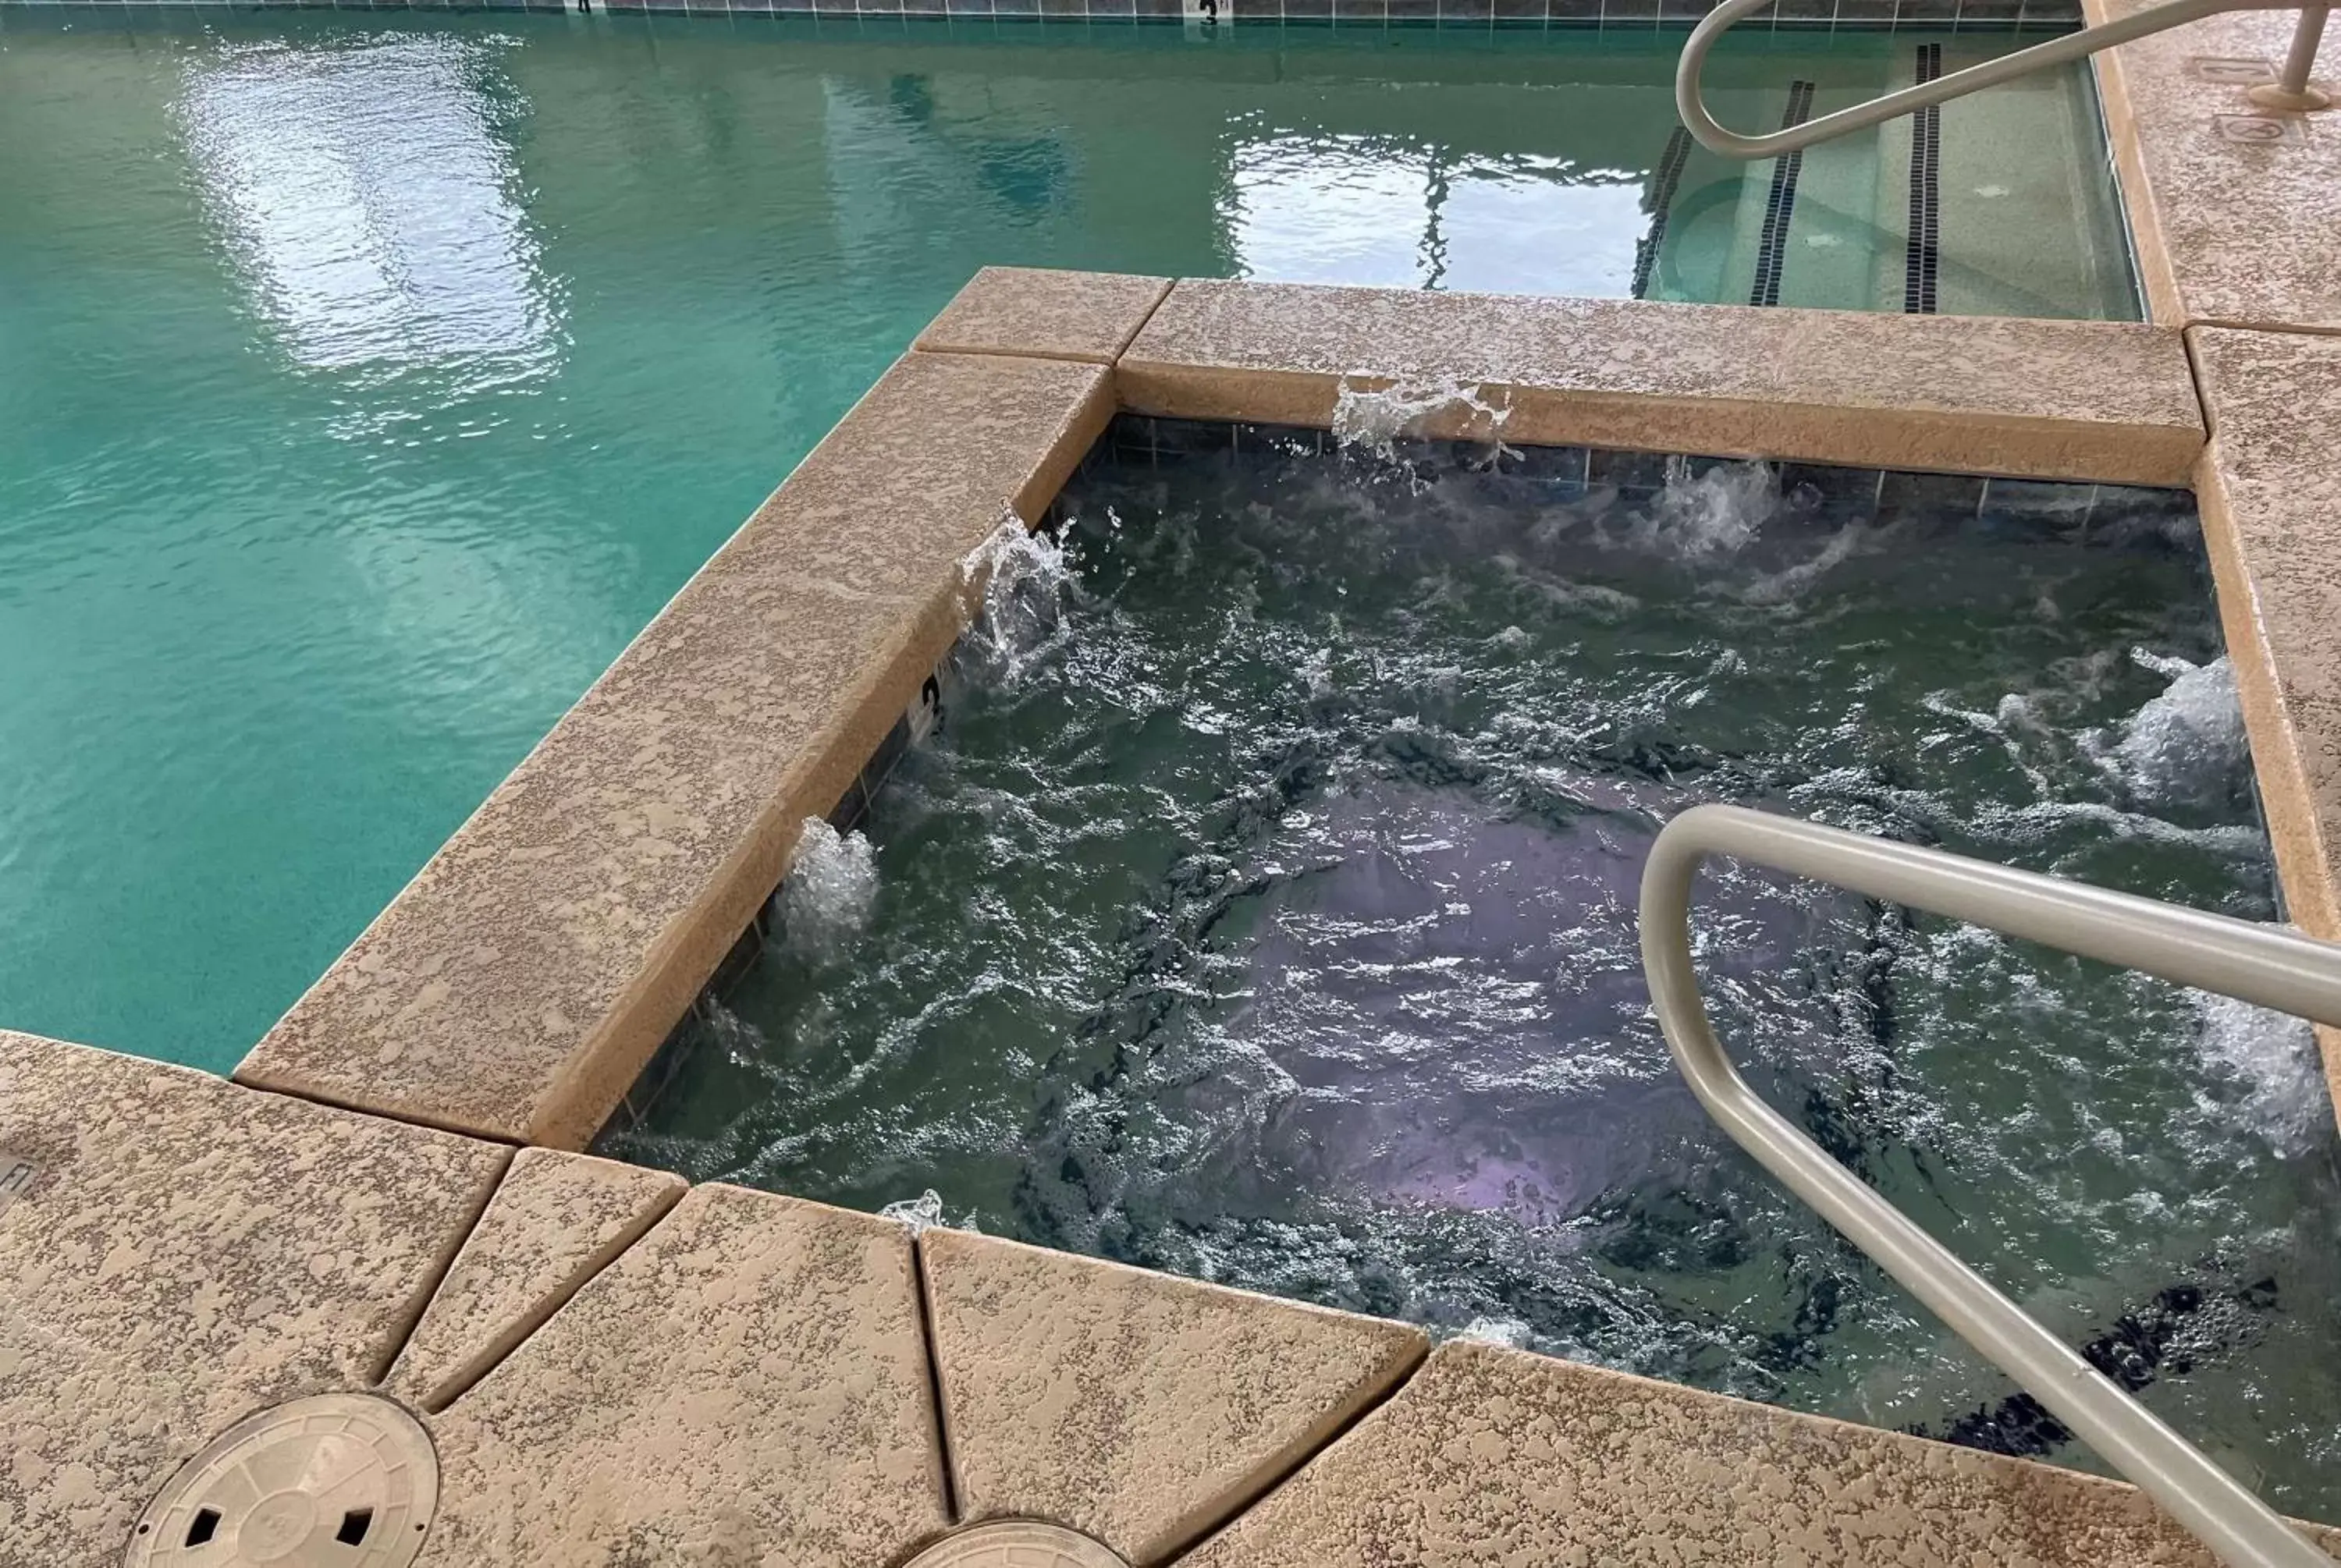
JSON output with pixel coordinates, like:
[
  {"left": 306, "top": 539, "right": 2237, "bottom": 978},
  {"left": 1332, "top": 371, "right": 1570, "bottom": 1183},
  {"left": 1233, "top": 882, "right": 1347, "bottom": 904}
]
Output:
[{"left": 1874, "top": 467, "right": 1986, "bottom": 521}]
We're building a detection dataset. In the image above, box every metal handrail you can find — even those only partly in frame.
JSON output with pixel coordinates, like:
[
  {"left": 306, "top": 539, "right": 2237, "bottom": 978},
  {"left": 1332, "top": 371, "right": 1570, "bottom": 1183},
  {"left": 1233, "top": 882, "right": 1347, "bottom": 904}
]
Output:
[
  {"left": 1676, "top": 0, "right": 2329, "bottom": 159},
  {"left": 1639, "top": 804, "right": 2339, "bottom": 1568}
]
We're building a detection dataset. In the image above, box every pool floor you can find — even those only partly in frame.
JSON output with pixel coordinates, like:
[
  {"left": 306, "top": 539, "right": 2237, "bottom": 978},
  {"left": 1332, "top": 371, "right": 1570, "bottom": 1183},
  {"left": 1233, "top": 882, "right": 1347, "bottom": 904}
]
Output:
[{"left": 0, "top": 12, "right": 2133, "bottom": 1067}]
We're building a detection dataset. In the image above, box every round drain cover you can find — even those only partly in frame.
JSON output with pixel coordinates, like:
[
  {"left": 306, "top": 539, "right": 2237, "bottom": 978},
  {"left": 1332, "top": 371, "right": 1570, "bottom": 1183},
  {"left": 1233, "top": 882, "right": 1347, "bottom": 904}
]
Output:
[
  {"left": 904, "top": 1523, "right": 1131, "bottom": 1568},
  {"left": 126, "top": 1393, "right": 437, "bottom": 1568}
]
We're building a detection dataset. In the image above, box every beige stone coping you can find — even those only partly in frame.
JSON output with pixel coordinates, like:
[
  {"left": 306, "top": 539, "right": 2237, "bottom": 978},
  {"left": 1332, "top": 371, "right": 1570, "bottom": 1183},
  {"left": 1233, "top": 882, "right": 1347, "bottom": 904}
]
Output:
[
  {"left": 424, "top": 1184, "right": 950, "bottom": 1566},
  {"left": 921, "top": 1227, "right": 1426, "bottom": 1566},
  {"left": 6, "top": 1023, "right": 2328, "bottom": 1565},
  {"left": 2088, "top": 0, "right": 2341, "bottom": 334},
  {"left": 1117, "top": 280, "right": 2206, "bottom": 486},
  {"left": 236, "top": 348, "right": 1116, "bottom": 1149},
  {"left": 0, "top": 1031, "right": 507, "bottom": 1562},
  {"left": 2190, "top": 325, "right": 2341, "bottom": 1109},
  {"left": 226, "top": 271, "right": 2261, "bottom": 1158},
  {"left": 384, "top": 1147, "right": 684, "bottom": 1412},
  {"left": 1185, "top": 1339, "right": 2341, "bottom": 1567},
  {"left": 916, "top": 266, "right": 1174, "bottom": 365}
]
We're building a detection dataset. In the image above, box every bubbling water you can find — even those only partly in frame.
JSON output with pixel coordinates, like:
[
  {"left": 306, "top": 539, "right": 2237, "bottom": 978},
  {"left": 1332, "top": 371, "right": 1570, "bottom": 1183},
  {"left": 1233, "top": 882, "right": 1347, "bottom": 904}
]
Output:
[
  {"left": 776, "top": 818, "right": 878, "bottom": 963},
  {"left": 612, "top": 436, "right": 2341, "bottom": 1518}
]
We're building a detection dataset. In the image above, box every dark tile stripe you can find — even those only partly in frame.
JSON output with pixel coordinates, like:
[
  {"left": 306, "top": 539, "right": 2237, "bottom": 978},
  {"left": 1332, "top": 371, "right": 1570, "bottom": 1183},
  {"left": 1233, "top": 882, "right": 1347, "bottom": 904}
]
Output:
[
  {"left": 1748, "top": 78, "right": 1814, "bottom": 308},
  {"left": 0, "top": 0, "right": 2089, "bottom": 20},
  {"left": 1903, "top": 41, "right": 1942, "bottom": 314},
  {"left": 1632, "top": 125, "right": 1694, "bottom": 300}
]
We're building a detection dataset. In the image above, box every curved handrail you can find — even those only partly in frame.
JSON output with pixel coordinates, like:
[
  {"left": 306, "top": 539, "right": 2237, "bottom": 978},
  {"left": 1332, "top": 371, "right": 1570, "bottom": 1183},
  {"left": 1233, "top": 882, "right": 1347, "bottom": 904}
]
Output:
[
  {"left": 1676, "top": 0, "right": 2317, "bottom": 158},
  {"left": 1639, "top": 804, "right": 2339, "bottom": 1568}
]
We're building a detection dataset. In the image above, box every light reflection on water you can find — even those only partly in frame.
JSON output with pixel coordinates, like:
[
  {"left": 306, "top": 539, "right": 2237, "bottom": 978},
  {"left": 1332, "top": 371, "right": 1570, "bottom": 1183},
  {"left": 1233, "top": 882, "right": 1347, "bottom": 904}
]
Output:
[
  {"left": 179, "top": 34, "right": 561, "bottom": 394},
  {"left": 1230, "top": 133, "right": 1648, "bottom": 294},
  {"left": 0, "top": 14, "right": 2134, "bottom": 1072}
]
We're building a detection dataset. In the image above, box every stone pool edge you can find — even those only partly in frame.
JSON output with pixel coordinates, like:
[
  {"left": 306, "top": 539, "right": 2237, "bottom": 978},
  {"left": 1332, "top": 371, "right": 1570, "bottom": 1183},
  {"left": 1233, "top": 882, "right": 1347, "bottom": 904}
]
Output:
[
  {"left": 14, "top": 269, "right": 2341, "bottom": 1564},
  {"left": 233, "top": 268, "right": 2251, "bottom": 1150}
]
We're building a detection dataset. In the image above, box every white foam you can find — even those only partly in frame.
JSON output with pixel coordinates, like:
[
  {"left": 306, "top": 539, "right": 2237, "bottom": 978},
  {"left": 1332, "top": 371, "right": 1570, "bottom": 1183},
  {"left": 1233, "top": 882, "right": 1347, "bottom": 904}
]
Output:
[
  {"left": 1330, "top": 375, "right": 1513, "bottom": 463},
  {"left": 2108, "top": 652, "right": 2247, "bottom": 809},
  {"left": 778, "top": 818, "right": 878, "bottom": 960},
  {"left": 878, "top": 1188, "right": 983, "bottom": 1235},
  {"left": 1455, "top": 1315, "right": 1536, "bottom": 1349},
  {"left": 2190, "top": 991, "right": 2329, "bottom": 1157},
  {"left": 959, "top": 509, "right": 1080, "bottom": 683}
]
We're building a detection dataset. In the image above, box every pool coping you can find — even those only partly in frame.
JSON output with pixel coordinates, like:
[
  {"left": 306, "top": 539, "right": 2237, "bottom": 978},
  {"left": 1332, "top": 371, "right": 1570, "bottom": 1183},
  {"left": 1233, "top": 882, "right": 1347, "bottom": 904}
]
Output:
[
  {"left": 21, "top": 1031, "right": 2341, "bottom": 1564},
  {"left": 226, "top": 267, "right": 2269, "bottom": 1148},
  {"left": 16, "top": 271, "right": 2341, "bottom": 1562}
]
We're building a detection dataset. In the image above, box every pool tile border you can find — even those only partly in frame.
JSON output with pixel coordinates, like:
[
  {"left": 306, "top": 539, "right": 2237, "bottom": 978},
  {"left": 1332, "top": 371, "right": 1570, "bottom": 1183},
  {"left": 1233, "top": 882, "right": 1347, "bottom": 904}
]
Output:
[{"left": 0, "top": 0, "right": 2086, "bottom": 22}]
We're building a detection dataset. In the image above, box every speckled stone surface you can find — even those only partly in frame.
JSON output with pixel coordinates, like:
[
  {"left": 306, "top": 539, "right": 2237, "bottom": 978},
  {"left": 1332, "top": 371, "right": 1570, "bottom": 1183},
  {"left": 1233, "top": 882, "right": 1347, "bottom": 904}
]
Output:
[
  {"left": 1119, "top": 280, "right": 2204, "bottom": 485},
  {"left": 916, "top": 267, "right": 1174, "bottom": 365},
  {"left": 1185, "top": 1339, "right": 2341, "bottom": 1567},
  {"left": 2088, "top": 0, "right": 2341, "bottom": 332},
  {"left": 236, "top": 350, "right": 1114, "bottom": 1148},
  {"left": 0, "top": 1031, "right": 506, "bottom": 1566},
  {"left": 384, "top": 1148, "right": 684, "bottom": 1412},
  {"left": 922, "top": 1228, "right": 1426, "bottom": 1566},
  {"left": 2190, "top": 326, "right": 2341, "bottom": 1117},
  {"left": 423, "top": 1183, "right": 949, "bottom": 1567}
]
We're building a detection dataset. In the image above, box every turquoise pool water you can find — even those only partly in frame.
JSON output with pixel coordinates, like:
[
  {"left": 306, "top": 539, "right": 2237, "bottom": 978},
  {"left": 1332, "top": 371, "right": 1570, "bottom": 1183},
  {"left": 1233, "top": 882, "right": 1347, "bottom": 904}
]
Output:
[{"left": 0, "top": 12, "right": 2133, "bottom": 1069}]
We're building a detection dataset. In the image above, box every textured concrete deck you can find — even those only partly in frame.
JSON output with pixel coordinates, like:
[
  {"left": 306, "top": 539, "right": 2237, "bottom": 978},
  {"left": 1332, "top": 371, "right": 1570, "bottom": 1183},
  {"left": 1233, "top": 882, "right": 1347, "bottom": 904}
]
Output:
[
  {"left": 17, "top": 269, "right": 2340, "bottom": 1563},
  {"left": 11, "top": 1032, "right": 2332, "bottom": 1568},
  {"left": 1185, "top": 1340, "right": 2341, "bottom": 1567},
  {"left": 922, "top": 1228, "right": 1426, "bottom": 1564},
  {"left": 0, "top": 1031, "right": 507, "bottom": 1563},
  {"left": 1117, "top": 280, "right": 2204, "bottom": 484},
  {"left": 2088, "top": 0, "right": 2341, "bottom": 333},
  {"left": 915, "top": 266, "right": 1174, "bottom": 366},
  {"left": 2189, "top": 326, "right": 2341, "bottom": 1113}
]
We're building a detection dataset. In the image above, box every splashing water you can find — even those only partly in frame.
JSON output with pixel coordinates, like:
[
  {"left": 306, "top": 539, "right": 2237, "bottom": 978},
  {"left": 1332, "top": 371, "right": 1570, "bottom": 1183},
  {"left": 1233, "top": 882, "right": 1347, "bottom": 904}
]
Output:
[
  {"left": 1629, "top": 456, "right": 1778, "bottom": 560},
  {"left": 1331, "top": 374, "right": 1514, "bottom": 464},
  {"left": 958, "top": 511, "right": 1084, "bottom": 685},
  {"left": 2191, "top": 992, "right": 2329, "bottom": 1158},
  {"left": 2102, "top": 652, "right": 2250, "bottom": 813},
  {"left": 879, "top": 1188, "right": 983, "bottom": 1236},
  {"left": 776, "top": 818, "right": 878, "bottom": 962},
  {"left": 1457, "top": 1316, "right": 1536, "bottom": 1349},
  {"left": 613, "top": 441, "right": 2341, "bottom": 1518}
]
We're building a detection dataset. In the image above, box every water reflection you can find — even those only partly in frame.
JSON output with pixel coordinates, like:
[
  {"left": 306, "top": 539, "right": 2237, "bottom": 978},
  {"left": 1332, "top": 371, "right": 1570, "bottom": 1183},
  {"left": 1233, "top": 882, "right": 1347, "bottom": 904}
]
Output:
[
  {"left": 1230, "top": 133, "right": 1647, "bottom": 295},
  {"left": 179, "top": 34, "right": 559, "bottom": 392}
]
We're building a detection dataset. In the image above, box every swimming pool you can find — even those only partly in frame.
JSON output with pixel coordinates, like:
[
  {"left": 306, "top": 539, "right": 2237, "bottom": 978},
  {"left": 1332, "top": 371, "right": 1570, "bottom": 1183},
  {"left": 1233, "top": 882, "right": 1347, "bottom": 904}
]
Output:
[
  {"left": 0, "top": 12, "right": 2131, "bottom": 1068},
  {"left": 602, "top": 422, "right": 2341, "bottom": 1516}
]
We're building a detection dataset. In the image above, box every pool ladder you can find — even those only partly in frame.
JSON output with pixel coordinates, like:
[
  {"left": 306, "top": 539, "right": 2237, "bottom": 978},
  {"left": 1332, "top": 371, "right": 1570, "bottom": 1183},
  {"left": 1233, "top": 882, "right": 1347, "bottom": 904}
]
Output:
[
  {"left": 1675, "top": 0, "right": 2330, "bottom": 159},
  {"left": 1639, "top": 805, "right": 2341, "bottom": 1568}
]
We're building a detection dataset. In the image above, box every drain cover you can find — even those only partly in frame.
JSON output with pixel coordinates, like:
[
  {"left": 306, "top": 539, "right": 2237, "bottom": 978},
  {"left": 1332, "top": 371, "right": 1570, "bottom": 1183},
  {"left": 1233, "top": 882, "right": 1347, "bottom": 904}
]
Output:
[
  {"left": 126, "top": 1394, "right": 437, "bottom": 1568},
  {"left": 904, "top": 1523, "right": 1131, "bottom": 1568}
]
